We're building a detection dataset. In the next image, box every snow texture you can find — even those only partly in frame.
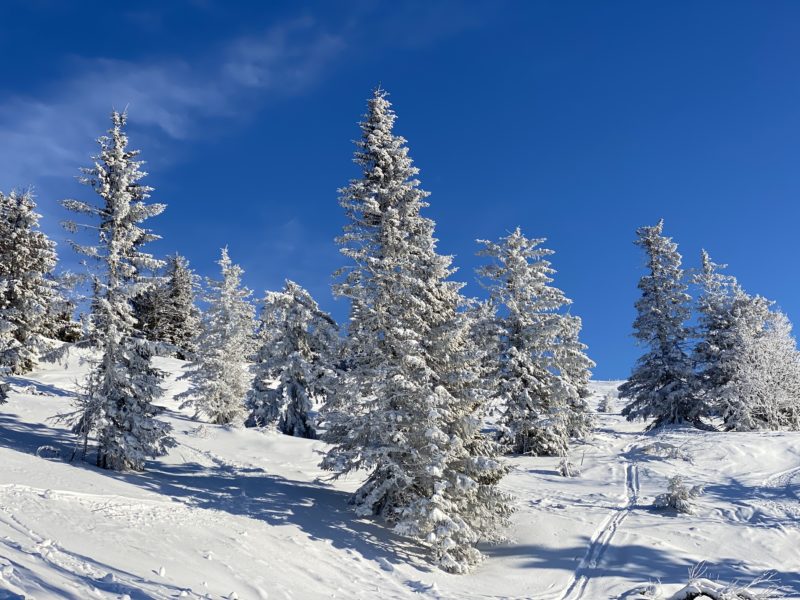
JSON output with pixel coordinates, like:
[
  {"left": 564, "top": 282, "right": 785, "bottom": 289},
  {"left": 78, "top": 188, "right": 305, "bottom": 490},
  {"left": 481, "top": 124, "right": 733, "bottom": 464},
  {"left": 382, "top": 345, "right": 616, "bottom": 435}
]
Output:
[{"left": 0, "top": 368, "right": 797, "bottom": 598}]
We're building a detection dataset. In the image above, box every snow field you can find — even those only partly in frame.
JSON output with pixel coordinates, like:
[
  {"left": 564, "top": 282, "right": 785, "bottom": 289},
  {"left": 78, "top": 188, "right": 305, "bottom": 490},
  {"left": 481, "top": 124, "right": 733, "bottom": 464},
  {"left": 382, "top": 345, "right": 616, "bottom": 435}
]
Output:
[{"left": 0, "top": 360, "right": 798, "bottom": 599}]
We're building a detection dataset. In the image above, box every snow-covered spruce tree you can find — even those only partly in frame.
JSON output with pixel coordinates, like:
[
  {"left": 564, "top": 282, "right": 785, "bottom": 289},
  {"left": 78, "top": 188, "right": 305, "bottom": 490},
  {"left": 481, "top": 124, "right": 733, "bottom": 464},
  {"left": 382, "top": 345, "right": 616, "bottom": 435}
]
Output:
[
  {"left": 476, "top": 228, "right": 594, "bottom": 456},
  {"left": 692, "top": 250, "right": 741, "bottom": 401},
  {"left": 719, "top": 299, "right": 800, "bottom": 431},
  {"left": 178, "top": 248, "right": 254, "bottom": 425},
  {"left": 620, "top": 220, "right": 703, "bottom": 429},
  {"left": 43, "top": 271, "right": 83, "bottom": 343},
  {"left": 319, "top": 89, "right": 511, "bottom": 573},
  {"left": 554, "top": 313, "right": 595, "bottom": 439},
  {"left": 155, "top": 254, "right": 201, "bottom": 358},
  {"left": 0, "top": 189, "right": 58, "bottom": 373},
  {"left": 692, "top": 254, "right": 800, "bottom": 430},
  {"left": 130, "top": 279, "right": 163, "bottom": 341},
  {"left": 134, "top": 254, "right": 200, "bottom": 358},
  {"left": 246, "top": 280, "right": 338, "bottom": 437},
  {"left": 60, "top": 111, "right": 174, "bottom": 471},
  {"left": 466, "top": 299, "right": 503, "bottom": 414}
]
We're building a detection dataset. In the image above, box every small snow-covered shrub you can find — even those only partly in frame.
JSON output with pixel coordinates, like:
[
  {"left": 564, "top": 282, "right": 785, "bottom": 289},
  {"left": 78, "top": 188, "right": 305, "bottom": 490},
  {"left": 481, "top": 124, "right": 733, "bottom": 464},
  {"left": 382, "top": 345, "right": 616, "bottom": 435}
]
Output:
[
  {"left": 558, "top": 458, "right": 580, "bottom": 477},
  {"left": 667, "top": 579, "right": 782, "bottom": 599},
  {"left": 598, "top": 394, "right": 614, "bottom": 413},
  {"left": 36, "top": 445, "right": 62, "bottom": 460},
  {"left": 653, "top": 476, "right": 703, "bottom": 514},
  {"left": 625, "top": 566, "right": 782, "bottom": 599},
  {"left": 189, "top": 425, "right": 210, "bottom": 438},
  {"left": 640, "top": 441, "right": 692, "bottom": 462}
]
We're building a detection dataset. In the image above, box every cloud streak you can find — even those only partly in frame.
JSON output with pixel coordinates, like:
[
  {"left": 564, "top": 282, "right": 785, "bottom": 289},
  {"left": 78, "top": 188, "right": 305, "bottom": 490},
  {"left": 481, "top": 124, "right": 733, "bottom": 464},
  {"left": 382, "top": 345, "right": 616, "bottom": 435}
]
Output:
[{"left": 0, "top": 17, "right": 344, "bottom": 188}]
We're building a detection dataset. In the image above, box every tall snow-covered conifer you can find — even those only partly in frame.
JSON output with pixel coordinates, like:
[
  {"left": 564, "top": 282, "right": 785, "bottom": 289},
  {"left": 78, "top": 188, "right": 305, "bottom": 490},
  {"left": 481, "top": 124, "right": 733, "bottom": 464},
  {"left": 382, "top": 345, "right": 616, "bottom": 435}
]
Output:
[
  {"left": 179, "top": 248, "right": 253, "bottom": 425},
  {"left": 692, "top": 251, "right": 741, "bottom": 403},
  {"left": 0, "top": 190, "right": 58, "bottom": 373},
  {"left": 61, "top": 111, "right": 174, "bottom": 470},
  {"left": 620, "top": 220, "right": 702, "bottom": 429},
  {"left": 477, "top": 228, "right": 594, "bottom": 456},
  {"left": 246, "top": 280, "right": 338, "bottom": 437},
  {"left": 319, "top": 89, "right": 511, "bottom": 573}
]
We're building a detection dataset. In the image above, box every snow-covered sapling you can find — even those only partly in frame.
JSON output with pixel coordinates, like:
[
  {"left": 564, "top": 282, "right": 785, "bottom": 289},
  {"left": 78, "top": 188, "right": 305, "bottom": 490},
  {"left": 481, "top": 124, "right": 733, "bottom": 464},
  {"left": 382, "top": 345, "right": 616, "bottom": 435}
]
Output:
[
  {"left": 640, "top": 442, "right": 692, "bottom": 462},
  {"left": 557, "top": 458, "right": 580, "bottom": 477},
  {"left": 631, "top": 564, "right": 784, "bottom": 600},
  {"left": 653, "top": 475, "right": 704, "bottom": 514},
  {"left": 598, "top": 394, "right": 613, "bottom": 413}
]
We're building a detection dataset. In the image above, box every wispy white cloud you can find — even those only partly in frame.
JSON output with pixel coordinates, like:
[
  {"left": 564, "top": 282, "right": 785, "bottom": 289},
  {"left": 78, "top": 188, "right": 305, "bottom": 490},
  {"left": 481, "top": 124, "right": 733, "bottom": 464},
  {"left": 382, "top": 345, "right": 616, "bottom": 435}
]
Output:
[{"left": 0, "top": 18, "right": 344, "bottom": 188}]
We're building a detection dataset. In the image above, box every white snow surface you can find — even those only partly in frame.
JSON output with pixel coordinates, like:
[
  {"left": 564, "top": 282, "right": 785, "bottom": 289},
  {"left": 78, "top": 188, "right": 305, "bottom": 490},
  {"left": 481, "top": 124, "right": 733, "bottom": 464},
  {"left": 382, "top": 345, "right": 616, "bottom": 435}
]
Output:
[{"left": 0, "top": 353, "right": 798, "bottom": 599}]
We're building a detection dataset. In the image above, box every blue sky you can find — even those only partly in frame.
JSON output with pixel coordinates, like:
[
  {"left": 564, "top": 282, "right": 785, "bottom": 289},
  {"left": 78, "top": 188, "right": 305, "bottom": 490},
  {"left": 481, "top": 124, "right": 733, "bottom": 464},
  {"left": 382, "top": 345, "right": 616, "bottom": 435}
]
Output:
[{"left": 1, "top": 1, "right": 799, "bottom": 378}]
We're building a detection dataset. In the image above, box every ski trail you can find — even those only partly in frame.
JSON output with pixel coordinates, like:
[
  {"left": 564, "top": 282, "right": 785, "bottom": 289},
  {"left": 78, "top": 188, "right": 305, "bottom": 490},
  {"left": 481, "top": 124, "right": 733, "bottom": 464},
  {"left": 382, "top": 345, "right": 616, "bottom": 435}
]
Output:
[
  {"left": 761, "top": 465, "right": 800, "bottom": 500},
  {"left": 754, "top": 464, "right": 800, "bottom": 523},
  {"left": 558, "top": 452, "right": 640, "bottom": 600}
]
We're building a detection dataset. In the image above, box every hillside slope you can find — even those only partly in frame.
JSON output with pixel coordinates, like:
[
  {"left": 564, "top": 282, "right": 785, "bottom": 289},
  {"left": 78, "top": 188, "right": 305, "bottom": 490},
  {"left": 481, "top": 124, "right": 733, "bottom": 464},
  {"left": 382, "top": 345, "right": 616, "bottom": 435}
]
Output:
[{"left": 0, "top": 353, "right": 798, "bottom": 599}]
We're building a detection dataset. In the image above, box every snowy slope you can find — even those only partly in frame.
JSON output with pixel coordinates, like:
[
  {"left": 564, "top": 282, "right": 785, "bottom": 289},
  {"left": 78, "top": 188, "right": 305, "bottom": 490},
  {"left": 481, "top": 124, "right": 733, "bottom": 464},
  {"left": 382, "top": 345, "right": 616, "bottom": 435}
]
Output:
[{"left": 0, "top": 353, "right": 798, "bottom": 599}]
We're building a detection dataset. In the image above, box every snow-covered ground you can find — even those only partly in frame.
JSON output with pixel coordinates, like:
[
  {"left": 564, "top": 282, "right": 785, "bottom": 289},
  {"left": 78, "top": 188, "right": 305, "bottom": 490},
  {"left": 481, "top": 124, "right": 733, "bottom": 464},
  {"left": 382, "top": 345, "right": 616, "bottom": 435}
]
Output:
[{"left": 0, "top": 353, "right": 798, "bottom": 599}]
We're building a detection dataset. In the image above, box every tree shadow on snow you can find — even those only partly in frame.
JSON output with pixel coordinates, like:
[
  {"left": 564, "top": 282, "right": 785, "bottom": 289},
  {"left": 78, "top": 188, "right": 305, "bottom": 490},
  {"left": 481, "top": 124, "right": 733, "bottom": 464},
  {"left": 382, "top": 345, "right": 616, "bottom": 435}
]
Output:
[
  {"left": 0, "top": 410, "right": 422, "bottom": 571},
  {"left": 4, "top": 376, "right": 74, "bottom": 398},
  {"left": 114, "top": 456, "right": 426, "bottom": 571},
  {"left": 0, "top": 414, "right": 78, "bottom": 460},
  {"left": 482, "top": 539, "right": 800, "bottom": 595}
]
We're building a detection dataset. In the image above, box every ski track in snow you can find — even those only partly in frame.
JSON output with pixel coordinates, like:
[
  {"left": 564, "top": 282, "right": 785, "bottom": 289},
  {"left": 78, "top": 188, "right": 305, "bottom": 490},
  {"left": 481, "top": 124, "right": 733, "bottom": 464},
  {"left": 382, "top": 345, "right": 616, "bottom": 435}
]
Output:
[
  {"left": 755, "top": 464, "right": 800, "bottom": 524},
  {"left": 0, "top": 497, "right": 177, "bottom": 599},
  {"left": 557, "top": 442, "right": 640, "bottom": 600},
  {"left": 761, "top": 465, "right": 800, "bottom": 500}
]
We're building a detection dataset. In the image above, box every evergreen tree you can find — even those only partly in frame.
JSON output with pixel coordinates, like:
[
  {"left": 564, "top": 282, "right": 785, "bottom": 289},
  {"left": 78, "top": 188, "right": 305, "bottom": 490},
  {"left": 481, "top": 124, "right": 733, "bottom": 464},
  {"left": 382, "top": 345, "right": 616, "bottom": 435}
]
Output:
[
  {"left": 477, "top": 228, "right": 593, "bottom": 456},
  {"left": 692, "top": 251, "right": 800, "bottom": 430},
  {"left": 555, "top": 313, "right": 595, "bottom": 439},
  {"left": 718, "top": 295, "right": 800, "bottom": 431},
  {"left": 320, "top": 89, "right": 511, "bottom": 573},
  {"left": 620, "top": 220, "right": 702, "bottom": 429},
  {"left": 178, "top": 248, "right": 253, "bottom": 425},
  {"left": 0, "top": 189, "right": 58, "bottom": 373},
  {"left": 691, "top": 250, "right": 744, "bottom": 408},
  {"left": 246, "top": 280, "right": 338, "bottom": 437},
  {"left": 133, "top": 254, "right": 200, "bottom": 358},
  {"left": 43, "top": 271, "right": 83, "bottom": 343},
  {"left": 130, "top": 279, "right": 162, "bottom": 341},
  {"left": 60, "top": 111, "right": 174, "bottom": 470},
  {"left": 155, "top": 254, "right": 201, "bottom": 358},
  {"left": 467, "top": 299, "right": 503, "bottom": 414}
]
